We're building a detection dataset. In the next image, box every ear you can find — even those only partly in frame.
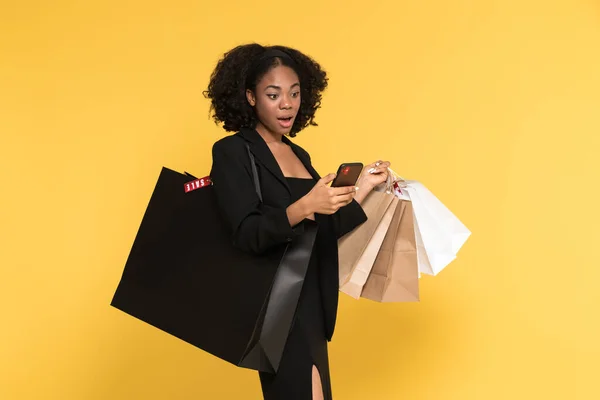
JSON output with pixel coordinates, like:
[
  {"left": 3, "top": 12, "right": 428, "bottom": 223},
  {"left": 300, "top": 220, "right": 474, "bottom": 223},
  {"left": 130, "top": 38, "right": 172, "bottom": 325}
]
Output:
[{"left": 246, "top": 89, "right": 256, "bottom": 107}]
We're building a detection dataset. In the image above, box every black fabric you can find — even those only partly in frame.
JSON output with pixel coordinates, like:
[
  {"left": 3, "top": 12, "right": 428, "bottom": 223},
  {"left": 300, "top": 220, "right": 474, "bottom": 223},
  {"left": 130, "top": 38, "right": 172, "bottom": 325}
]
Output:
[
  {"left": 110, "top": 166, "right": 318, "bottom": 373},
  {"left": 111, "top": 127, "right": 368, "bottom": 377},
  {"left": 259, "top": 177, "right": 333, "bottom": 400},
  {"left": 210, "top": 128, "right": 369, "bottom": 341}
]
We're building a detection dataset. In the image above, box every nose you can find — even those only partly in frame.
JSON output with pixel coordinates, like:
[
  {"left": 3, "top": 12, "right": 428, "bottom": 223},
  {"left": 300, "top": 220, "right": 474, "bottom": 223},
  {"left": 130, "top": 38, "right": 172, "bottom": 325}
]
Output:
[{"left": 280, "top": 94, "right": 292, "bottom": 109}]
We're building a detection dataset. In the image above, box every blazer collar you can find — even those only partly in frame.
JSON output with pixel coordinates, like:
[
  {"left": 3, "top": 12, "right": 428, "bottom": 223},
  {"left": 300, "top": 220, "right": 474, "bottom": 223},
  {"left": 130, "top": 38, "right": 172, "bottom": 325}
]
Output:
[{"left": 237, "top": 128, "right": 320, "bottom": 196}]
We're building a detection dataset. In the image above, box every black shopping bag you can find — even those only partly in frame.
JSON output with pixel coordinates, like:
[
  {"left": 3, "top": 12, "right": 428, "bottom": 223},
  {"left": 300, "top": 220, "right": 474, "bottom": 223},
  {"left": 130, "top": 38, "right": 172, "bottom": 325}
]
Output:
[{"left": 110, "top": 164, "right": 317, "bottom": 373}]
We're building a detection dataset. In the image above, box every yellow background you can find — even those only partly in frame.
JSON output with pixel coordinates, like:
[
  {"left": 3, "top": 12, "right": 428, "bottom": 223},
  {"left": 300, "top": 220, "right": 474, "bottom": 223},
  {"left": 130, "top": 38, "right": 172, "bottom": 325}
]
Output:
[{"left": 1, "top": 0, "right": 598, "bottom": 398}]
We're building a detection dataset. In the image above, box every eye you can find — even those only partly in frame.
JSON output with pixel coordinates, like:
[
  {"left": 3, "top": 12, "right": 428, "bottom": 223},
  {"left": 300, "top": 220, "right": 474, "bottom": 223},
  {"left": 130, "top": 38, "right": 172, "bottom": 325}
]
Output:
[
  {"left": 291, "top": 91, "right": 300, "bottom": 98},
  {"left": 267, "top": 93, "right": 278, "bottom": 100}
]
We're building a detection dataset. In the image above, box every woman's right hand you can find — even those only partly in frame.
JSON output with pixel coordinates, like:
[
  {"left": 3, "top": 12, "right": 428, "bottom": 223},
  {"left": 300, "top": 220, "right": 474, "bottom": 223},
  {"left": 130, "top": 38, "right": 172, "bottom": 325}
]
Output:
[{"left": 303, "top": 173, "right": 357, "bottom": 216}]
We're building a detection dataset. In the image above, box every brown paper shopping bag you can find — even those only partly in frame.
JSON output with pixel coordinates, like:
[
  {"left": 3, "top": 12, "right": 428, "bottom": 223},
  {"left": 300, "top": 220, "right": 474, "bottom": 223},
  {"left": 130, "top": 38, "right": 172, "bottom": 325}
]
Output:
[
  {"left": 361, "top": 200, "right": 419, "bottom": 302},
  {"left": 340, "top": 196, "right": 399, "bottom": 298},
  {"left": 338, "top": 190, "right": 395, "bottom": 291}
]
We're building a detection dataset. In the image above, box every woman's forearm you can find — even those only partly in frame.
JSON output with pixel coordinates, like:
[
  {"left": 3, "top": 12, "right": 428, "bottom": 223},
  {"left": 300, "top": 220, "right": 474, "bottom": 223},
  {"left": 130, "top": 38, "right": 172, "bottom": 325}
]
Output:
[
  {"left": 353, "top": 179, "right": 374, "bottom": 204},
  {"left": 286, "top": 197, "right": 313, "bottom": 227}
]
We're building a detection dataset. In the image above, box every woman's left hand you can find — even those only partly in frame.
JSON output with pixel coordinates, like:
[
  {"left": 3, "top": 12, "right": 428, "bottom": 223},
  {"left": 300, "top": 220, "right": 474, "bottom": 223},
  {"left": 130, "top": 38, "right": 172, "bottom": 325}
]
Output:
[{"left": 353, "top": 160, "right": 391, "bottom": 203}]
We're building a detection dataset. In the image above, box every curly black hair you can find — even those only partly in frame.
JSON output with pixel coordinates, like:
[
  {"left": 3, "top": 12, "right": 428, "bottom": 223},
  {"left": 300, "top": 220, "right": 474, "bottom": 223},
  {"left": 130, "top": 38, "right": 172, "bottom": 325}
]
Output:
[{"left": 203, "top": 43, "right": 328, "bottom": 137}]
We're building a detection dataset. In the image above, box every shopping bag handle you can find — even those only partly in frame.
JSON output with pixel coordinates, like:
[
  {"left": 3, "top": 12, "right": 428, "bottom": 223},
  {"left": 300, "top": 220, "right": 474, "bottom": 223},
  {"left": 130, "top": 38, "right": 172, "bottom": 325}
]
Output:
[
  {"left": 388, "top": 167, "right": 407, "bottom": 188},
  {"left": 246, "top": 143, "right": 263, "bottom": 203},
  {"left": 373, "top": 166, "right": 397, "bottom": 194}
]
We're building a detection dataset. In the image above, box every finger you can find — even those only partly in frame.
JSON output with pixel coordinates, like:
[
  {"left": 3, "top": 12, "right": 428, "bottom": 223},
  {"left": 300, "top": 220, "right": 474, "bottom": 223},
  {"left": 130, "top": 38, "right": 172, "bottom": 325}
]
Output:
[
  {"left": 365, "top": 160, "right": 382, "bottom": 169},
  {"left": 319, "top": 173, "right": 336, "bottom": 185},
  {"left": 368, "top": 166, "right": 385, "bottom": 174},
  {"left": 331, "top": 185, "right": 357, "bottom": 196},
  {"left": 370, "top": 161, "right": 390, "bottom": 169},
  {"left": 369, "top": 163, "right": 392, "bottom": 174},
  {"left": 335, "top": 192, "right": 355, "bottom": 205}
]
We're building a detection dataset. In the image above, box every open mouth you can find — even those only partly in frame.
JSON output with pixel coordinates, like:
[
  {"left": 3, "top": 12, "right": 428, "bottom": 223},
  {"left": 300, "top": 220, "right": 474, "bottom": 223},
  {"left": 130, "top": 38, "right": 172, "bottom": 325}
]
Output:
[{"left": 277, "top": 116, "right": 294, "bottom": 128}]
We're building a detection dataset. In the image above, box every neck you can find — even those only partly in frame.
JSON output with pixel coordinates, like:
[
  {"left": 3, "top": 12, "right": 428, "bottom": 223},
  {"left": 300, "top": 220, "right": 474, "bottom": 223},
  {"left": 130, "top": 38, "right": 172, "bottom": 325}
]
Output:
[{"left": 255, "top": 123, "right": 284, "bottom": 144}]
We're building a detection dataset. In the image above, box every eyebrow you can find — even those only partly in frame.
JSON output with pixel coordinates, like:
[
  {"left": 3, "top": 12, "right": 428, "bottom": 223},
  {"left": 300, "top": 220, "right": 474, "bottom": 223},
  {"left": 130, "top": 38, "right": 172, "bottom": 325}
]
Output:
[{"left": 264, "top": 83, "right": 300, "bottom": 91}]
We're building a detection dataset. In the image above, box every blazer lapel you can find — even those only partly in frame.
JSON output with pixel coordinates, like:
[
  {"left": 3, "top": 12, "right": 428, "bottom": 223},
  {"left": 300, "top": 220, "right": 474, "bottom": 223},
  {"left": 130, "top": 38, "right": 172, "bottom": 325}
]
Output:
[
  {"left": 238, "top": 128, "right": 291, "bottom": 195},
  {"left": 283, "top": 135, "right": 322, "bottom": 182},
  {"left": 237, "top": 128, "right": 323, "bottom": 197}
]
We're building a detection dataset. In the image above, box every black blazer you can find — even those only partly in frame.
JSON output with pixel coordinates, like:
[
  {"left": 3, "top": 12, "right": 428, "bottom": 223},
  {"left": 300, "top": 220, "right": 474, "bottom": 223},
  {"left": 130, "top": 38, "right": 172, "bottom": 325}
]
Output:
[{"left": 210, "top": 127, "right": 367, "bottom": 341}]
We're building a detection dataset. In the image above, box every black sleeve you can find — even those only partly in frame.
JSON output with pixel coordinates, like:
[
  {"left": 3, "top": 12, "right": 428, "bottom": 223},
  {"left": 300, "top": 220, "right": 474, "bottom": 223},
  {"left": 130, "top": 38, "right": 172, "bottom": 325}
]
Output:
[
  {"left": 210, "top": 139, "right": 305, "bottom": 255},
  {"left": 331, "top": 198, "right": 368, "bottom": 239}
]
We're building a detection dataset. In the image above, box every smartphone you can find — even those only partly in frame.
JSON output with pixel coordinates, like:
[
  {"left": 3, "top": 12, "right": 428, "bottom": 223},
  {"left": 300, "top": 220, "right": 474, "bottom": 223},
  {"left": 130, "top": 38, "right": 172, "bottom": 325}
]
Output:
[{"left": 331, "top": 162, "right": 363, "bottom": 187}]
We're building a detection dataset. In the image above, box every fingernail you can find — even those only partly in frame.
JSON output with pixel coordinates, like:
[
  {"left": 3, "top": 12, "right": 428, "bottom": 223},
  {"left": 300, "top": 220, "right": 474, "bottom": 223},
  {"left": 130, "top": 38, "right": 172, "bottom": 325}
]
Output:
[
  {"left": 368, "top": 168, "right": 376, "bottom": 173},
  {"left": 355, "top": 186, "right": 359, "bottom": 191}
]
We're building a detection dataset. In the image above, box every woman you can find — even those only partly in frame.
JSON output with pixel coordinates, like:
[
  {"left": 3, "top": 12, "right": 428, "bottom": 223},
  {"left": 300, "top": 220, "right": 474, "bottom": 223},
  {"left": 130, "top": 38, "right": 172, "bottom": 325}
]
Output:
[{"left": 205, "top": 44, "right": 390, "bottom": 400}]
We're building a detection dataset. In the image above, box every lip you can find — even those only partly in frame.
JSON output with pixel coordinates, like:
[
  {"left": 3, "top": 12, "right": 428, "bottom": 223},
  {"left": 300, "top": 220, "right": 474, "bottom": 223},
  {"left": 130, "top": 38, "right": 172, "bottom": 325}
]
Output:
[
  {"left": 278, "top": 117, "right": 293, "bottom": 129},
  {"left": 277, "top": 115, "right": 295, "bottom": 129}
]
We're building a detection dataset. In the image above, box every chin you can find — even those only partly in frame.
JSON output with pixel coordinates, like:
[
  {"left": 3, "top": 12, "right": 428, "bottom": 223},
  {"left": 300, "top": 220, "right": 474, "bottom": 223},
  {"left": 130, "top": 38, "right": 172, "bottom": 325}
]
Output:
[{"left": 272, "top": 123, "right": 293, "bottom": 136}]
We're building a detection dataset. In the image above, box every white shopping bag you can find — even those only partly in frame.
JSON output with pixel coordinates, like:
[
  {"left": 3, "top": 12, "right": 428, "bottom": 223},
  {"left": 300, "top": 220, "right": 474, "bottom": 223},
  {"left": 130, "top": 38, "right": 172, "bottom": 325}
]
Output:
[
  {"left": 387, "top": 168, "right": 470, "bottom": 276},
  {"left": 400, "top": 181, "right": 471, "bottom": 276}
]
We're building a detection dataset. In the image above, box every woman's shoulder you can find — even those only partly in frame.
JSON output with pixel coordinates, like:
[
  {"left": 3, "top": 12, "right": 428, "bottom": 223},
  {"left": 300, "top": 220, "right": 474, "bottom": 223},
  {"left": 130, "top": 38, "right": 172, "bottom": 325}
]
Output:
[{"left": 211, "top": 132, "right": 247, "bottom": 156}]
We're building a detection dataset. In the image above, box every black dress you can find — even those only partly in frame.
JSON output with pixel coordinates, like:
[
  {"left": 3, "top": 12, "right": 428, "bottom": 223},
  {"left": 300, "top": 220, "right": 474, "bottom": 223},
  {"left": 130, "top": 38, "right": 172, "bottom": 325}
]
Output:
[{"left": 258, "top": 177, "right": 333, "bottom": 400}]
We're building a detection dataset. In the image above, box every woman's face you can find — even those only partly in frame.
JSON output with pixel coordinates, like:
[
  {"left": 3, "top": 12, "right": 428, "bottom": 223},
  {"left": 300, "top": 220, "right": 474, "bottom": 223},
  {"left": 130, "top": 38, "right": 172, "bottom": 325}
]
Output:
[{"left": 246, "top": 64, "right": 301, "bottom": 136}]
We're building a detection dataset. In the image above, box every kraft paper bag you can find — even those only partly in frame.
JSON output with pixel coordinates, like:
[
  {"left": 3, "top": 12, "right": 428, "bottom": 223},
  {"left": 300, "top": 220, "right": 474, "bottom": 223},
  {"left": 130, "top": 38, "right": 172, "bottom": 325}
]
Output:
[
  {"left": 361, "top": 200, "right": 419, "bottom": 302},
  {"left": 338, "top": 190, "right": 395, "bottom": 288},
  {"left": 340, "top": 196, "right": 399, "bottom": 299}
]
